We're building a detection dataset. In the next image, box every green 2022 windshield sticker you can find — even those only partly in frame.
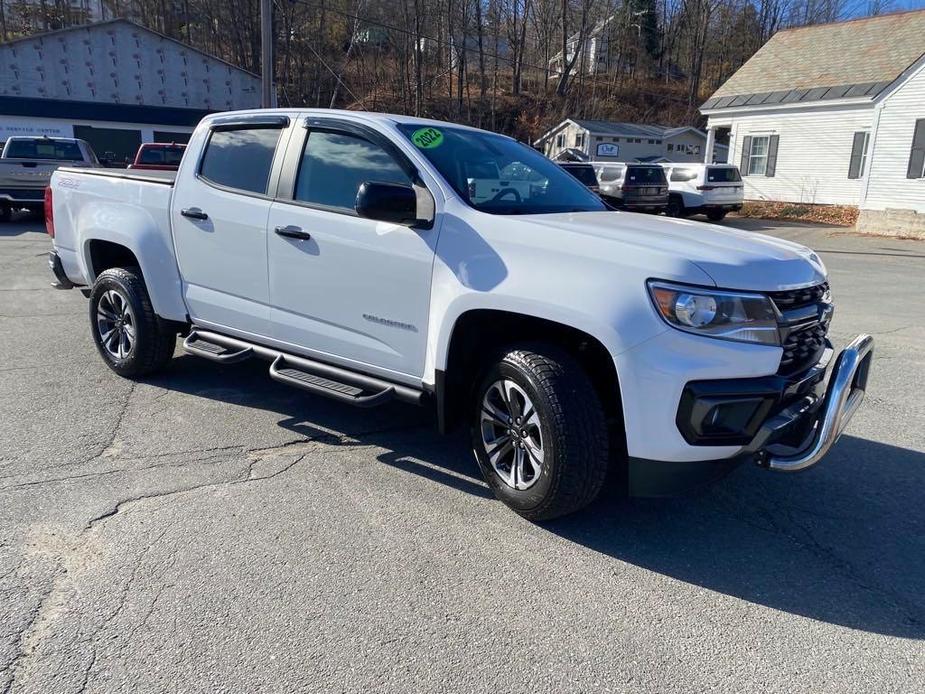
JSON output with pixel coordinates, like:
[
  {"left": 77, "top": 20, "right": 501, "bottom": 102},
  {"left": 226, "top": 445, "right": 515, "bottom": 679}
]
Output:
[{"left": 411, "top": 127, "right": 444, "bottom": 149}]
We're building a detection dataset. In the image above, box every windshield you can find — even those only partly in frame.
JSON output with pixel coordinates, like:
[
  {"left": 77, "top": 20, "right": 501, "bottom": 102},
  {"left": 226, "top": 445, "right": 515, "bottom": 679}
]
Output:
[
  {"left": 397, "top": 123, "right": 605, "bottom": 215},
  {"left": 4, "top": 139, "right": 83, "bottom": 161},
  {"left": 625, "top": 166, "right": 666, "bottom": 185},
  {"left": 561, "top": 165, "right": 598, "bottom": 187},
  {"left": 707, "top": 166, "right": 742, "bottom": 183}
]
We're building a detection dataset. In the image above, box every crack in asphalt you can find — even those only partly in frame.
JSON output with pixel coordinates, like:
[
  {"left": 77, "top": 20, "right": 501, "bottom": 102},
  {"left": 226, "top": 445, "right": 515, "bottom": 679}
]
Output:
[{"left": 713, "top": 485, "right": 922, "bottom": 627}]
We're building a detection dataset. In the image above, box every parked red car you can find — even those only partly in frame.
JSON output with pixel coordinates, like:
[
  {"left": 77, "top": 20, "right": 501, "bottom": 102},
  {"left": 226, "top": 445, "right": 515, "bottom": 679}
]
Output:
[{"left": 128, "top": 142, "right": 186, "bottom": 171}]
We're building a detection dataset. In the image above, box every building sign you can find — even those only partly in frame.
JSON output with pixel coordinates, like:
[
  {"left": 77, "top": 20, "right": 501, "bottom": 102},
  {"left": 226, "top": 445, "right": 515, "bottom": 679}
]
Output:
[
  {"left": 0, "top": 121, "right": 73, "bottom": 141},
  {"left": 596, "top": 143, "right": 619, "bottom": 157}
]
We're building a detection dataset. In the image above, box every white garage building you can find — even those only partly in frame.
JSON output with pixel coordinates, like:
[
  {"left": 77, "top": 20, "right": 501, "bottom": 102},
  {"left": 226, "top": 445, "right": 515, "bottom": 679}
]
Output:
[{"left": 0, "top": 19, "right": 262, "bottom": 163}]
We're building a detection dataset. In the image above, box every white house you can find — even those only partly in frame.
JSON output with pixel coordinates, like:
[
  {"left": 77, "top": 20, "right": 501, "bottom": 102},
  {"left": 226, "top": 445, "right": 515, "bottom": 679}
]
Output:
[
  {"left": 701, "top": 10, "right": 925, "bottom": 234},
  {"left": 534, "top": 119, "right": 727, "bottom": 164}
]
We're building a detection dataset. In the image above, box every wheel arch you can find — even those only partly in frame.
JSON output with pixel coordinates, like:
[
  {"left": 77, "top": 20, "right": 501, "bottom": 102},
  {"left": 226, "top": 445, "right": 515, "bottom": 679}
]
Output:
[
  {"left": 435, "top": 309, "right": 625, "bottom": 442},
  {"left": 79, "top": 224, "right": 187, "bottom": 323}
]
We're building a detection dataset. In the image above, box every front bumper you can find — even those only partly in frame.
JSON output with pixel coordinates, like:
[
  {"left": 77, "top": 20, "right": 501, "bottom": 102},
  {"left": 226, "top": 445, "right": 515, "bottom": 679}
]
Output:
[
  {"left": 625, "top": 334, "right": 874, "bottom": 495},
  {"left": 752, "top": 333, "right": 873, "bottom": 471}
]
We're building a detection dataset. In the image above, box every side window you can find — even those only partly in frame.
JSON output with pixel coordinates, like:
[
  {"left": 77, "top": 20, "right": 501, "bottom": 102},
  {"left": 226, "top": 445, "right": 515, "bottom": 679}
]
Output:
[
  {"left": 670, "top": 168, "right": 697, "bottom": 182},
  {"left": 199, "top": 127, "right": 282, "bottom": 194},
  {"left": 295, "top": 131, "right": 410, "bottom": 212}
]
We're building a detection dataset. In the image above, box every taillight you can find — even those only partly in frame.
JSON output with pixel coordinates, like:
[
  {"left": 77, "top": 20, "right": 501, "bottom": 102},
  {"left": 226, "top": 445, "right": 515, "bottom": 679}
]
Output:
[{"left": 44, "top": 186, "right": 54, "bottom": 238}]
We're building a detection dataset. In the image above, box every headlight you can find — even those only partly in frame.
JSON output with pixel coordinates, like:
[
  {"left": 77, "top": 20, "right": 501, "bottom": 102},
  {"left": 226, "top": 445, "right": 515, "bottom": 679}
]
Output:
[{"left": 647, "top": 280, "right": 780, "bottom": 346}]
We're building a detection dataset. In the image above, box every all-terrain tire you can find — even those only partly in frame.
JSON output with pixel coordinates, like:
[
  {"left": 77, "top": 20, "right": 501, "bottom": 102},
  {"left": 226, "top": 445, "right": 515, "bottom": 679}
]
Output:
[
  {"left": 89, "top": 267, "right": 176, "bottom": 377},
  {"left": 706, "top": 209, "right": 727, "bottom": 222},
  {"left": 471, "top": 345, "right": 609, "bottom": 521}
]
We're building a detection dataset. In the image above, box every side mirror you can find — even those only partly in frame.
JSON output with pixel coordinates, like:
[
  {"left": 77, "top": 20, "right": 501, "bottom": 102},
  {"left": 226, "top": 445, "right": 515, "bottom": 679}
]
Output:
[{"left": 355, "top": 181, "right": 420, "bottom": 226}]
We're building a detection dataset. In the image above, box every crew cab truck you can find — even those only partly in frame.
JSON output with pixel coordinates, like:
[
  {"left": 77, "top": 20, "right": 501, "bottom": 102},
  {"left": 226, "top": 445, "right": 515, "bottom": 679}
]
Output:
[
  {"left": 46, "top": 109, "right": 874, "bottom": 520},
  {"left": 0, "top": 136, "right": 99, "bottom": 221}
]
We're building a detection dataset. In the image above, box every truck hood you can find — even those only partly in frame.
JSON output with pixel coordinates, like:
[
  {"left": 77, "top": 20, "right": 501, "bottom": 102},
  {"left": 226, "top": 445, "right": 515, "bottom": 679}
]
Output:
[{"left": 529, "top": 211, "right": 827, "bottom": 291}]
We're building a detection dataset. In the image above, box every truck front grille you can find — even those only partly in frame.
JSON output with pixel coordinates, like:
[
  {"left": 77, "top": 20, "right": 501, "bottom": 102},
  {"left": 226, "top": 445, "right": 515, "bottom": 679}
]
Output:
[
  {"left": 770, "top": 282, "right": 832, "bottom": 375},
  {"left": 779, "top": 322, "right": 829, "bottom": 374},
  {"left": 768, "top": 282, "right": 829, "bottom": 310}
]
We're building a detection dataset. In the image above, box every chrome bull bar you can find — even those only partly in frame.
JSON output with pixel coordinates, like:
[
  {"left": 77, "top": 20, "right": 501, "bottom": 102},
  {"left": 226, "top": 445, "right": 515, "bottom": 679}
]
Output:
[{"left": 756, "top": 333, "right": 874, "bottom": 472}]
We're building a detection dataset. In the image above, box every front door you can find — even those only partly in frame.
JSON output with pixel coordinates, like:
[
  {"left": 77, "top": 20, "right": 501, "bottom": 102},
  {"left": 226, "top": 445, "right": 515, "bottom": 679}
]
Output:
[
  {"left": 171, "top": 119, "right": 289, "bottom": 337},
  {"left": 266, "top": 126, "right": 436, "bottom": 379}
]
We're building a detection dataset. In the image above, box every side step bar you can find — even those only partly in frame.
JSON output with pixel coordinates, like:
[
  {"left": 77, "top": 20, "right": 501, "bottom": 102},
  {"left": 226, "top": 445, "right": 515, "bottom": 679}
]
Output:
[
  {"left": 184, "top": 332, "right": 253, "bottom": 363},
  {"left": 182, "top": 329, "right": 425, "bottom": 408}
]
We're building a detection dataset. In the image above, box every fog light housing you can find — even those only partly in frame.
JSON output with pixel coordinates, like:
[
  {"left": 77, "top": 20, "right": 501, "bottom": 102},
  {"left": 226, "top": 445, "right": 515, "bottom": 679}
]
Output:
[{"left": 677, "top": 384, "right": 778, "bottom": 445}]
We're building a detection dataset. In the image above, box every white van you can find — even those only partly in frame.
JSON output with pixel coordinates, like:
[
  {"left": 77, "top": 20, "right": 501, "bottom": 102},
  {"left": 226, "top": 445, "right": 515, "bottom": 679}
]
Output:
[{"left": 661, "top": 163, "right": 744, "bottom": 221}]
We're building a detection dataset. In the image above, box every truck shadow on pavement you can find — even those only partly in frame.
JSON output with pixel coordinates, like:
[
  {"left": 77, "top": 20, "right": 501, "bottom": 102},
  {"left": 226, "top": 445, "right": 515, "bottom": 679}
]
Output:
[{"left": 159, "top": 353, "right": 924, "bottom": 639}]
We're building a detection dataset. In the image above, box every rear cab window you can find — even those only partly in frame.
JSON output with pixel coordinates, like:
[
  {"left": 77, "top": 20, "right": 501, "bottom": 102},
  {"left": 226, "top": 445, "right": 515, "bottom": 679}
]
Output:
[
  {"left": 706, "top": 167, "right": 742, "bottom": 183},
  {"left": 140, "top": 147, "right": 185, "bottom": 165},
  {"left": 625, "top": 166, "right": 667, "bottom": 185},
  {"left": 4, "top": 139, "right": 83, "bottom": 161},
  {"left": 561, "top": 165, "right": 599, "bottom": 187},
  {"left": 199, "top": 127, "right": 283, "bottom": 195}
]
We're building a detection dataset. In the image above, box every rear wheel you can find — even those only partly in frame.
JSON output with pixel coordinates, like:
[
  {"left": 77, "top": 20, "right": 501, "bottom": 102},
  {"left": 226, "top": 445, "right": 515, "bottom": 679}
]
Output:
[
  {"left": 471, "top": 345, "right": 609, "bottom": 521},
  {"left": 666, "top": 195, "right": 688, "bottom": 218},
  {"left": 89, "top": 267, "right": 176, "bottom": 377},
  {"left": 706, "top": 209, "right": 727, "bottom": 222}
]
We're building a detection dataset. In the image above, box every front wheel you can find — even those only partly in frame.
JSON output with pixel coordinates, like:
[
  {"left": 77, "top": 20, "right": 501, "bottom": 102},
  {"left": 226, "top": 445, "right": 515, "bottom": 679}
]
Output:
[
  {"left": 471, "top": 346, "right": 609, "bottom": 521},
  {"left": 89, "top": 267, "right": 176, "bottom": 377},
  {"left": 706, "top": 209, "right": 727, "bottom": 222}
]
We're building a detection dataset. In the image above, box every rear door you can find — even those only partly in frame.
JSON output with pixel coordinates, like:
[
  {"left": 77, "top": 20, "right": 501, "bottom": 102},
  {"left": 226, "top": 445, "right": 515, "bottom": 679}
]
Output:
[
  {"left": 702, "top": 166, "right": 744, "bottom": 204},
  {"left": 265, "top": 118, "right": 437, "bottom": 379},
  {"left": 171, "top": 114, "right": 291, "bottom": 337}
]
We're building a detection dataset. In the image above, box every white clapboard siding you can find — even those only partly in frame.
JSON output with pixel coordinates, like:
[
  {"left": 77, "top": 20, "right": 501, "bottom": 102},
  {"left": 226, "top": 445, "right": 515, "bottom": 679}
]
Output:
[
  {"left": 723, "top": 105, "right": 874, "bottom": 205},
  {"left": 863, "top": 63, "right": 925, "bottom": 213}
]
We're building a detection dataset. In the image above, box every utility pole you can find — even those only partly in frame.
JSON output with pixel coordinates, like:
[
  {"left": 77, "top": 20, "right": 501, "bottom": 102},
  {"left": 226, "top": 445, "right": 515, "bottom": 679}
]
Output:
[{"left": 260, "top": 0, "right": 274, "bottom": 108}]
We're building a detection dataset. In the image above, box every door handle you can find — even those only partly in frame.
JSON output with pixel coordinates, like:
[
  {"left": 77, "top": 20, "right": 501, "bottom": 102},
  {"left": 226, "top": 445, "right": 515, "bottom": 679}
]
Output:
[
  {"left": 181, "top": 207, "right": 209, "bottom": 220},
  {"left": 274, "top": 225, "right": 312, "bottom": 240}
]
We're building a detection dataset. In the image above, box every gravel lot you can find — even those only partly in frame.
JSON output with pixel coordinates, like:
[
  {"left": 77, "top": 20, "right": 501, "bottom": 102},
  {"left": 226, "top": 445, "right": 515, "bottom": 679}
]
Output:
[{"left": 1, "top": 214, "right": 923, "bottom": 693}]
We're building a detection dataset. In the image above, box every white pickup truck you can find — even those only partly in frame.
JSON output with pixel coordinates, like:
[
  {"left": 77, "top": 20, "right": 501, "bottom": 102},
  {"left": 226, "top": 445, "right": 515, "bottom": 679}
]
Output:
[{"left": 46, "top": 109, "right": 874, "bottom": 520}]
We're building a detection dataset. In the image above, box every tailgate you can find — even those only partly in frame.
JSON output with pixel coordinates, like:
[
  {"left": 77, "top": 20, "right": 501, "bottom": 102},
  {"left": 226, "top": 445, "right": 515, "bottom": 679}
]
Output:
[{"left": 0, "top": 161, "right": 58, "bottom": 191}]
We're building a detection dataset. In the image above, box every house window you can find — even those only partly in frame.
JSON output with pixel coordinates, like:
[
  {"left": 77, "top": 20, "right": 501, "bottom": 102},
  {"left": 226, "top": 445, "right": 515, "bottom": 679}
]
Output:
[
  {"left": 667, "top": 143, "right": 674, "bottom": 152},
  {"left": 748, "top": 136, "right": 770, "bottom": 175},
  {"left": 848, "top": 131, "right": 870, "bottom": 179},
  {"left": 575, "top": 133, "right": 585, "bottom": 148},
  {"left": 612, "top": 137, "right": 620, "bottom": 142},
  {"left": 555, "top": 134, "right": 565, "bottom": 148},
  {"left": 907, "top": 119, "right": 925, "bottom": 179}
]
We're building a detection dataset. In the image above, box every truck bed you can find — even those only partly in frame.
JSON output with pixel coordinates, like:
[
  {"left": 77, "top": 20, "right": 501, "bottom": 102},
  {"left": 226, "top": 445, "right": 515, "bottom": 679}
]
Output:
[{"left": 58, "top": 167, "right": 176, "bottom": 186}]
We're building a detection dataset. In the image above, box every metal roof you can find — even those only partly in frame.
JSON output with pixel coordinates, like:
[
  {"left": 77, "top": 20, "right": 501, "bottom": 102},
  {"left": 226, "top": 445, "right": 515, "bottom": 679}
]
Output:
[{"left": 703, "top": 9, "right": 925, "bottom": 112}]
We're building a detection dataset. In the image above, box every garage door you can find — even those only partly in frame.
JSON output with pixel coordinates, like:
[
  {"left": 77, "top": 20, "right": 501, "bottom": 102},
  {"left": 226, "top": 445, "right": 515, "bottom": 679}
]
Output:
[{"left": 73, "top": 126, "right": 142, "bottom": 166}]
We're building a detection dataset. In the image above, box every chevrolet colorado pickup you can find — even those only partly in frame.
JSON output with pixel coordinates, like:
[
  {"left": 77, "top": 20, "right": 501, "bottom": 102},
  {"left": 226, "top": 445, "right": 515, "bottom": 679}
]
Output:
[
  {"left": 0, "top": 136, "right": 99, "bottom": 221},
  {"left": 46, "top": 109, "right": 874, "bottom": 520}
]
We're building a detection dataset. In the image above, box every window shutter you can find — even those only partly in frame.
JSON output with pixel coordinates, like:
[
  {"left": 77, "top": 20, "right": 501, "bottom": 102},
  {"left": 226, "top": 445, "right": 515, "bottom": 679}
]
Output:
[
  {"left": 766, "top": 135, "right": 780, "bottom": 177},
  {"left": 848, "top": 131, "right": 866, "bottom": 179},
  {"left": 907, "top": 119, "right": 925, "bottom": 179},
  {"left": 740, "top": 136, "right": 752, "bottom": 174}
]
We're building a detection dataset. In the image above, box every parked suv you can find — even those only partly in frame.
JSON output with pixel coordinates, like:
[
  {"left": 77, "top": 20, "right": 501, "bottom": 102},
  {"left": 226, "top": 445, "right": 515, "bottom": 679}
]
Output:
[
  {"left": 46, "top": 110, "right": 873, "bottom": 521},
  {"left": 662, "top": 163, "right": 744, "bottom": 221},
  {"left": 592, "top": 162, "right": 668, "bottom": 212},
  {"left": 558, "top": 162, "right": 601, "bottom": 196}
]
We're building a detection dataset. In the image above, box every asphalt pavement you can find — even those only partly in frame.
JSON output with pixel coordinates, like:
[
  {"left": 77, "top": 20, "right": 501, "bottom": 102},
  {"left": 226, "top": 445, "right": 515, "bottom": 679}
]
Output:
[{"left": 1, "top": 213, "right": 923, "bottom": 693}]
